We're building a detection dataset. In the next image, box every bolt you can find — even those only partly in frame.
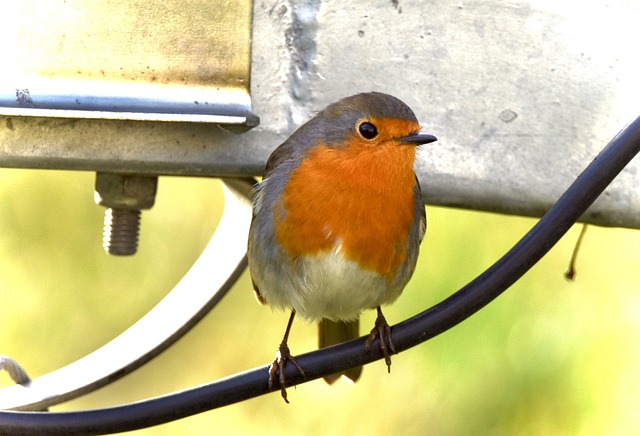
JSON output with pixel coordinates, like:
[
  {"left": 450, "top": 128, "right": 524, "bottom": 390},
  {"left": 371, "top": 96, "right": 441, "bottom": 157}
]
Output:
[
  {"left": 94, "top": 173, "right": 158, "bottom": 256},
  {"left": 102, "top": 208, "right": 141, "bottom": 255}
]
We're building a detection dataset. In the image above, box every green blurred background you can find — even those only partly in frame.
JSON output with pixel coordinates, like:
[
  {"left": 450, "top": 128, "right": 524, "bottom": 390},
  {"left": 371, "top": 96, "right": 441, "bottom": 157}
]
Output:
[{"left": 0, "top": 169, "right": 639, "bottom": 435}]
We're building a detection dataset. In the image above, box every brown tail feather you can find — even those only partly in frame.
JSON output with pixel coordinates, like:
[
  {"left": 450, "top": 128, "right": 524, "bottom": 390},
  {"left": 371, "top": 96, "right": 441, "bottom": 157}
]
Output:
[{"left": 318, "top": 318, "right": 362, "bottom": 384}]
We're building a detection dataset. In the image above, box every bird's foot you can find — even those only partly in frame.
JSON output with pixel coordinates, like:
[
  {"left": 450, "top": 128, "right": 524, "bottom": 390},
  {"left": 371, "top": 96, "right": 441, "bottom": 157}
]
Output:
[
  {"left": 268, "top": 342, "right": 305, "bottom": 403},
  {"left": 364, "top": 307, "right": 396, "bottom": 372}
]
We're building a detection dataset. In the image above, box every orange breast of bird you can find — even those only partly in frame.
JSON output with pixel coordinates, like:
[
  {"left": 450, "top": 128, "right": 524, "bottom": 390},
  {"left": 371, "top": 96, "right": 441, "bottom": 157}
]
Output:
[{"left": 273, "top": 118, "right": 420, "bottom": 282}]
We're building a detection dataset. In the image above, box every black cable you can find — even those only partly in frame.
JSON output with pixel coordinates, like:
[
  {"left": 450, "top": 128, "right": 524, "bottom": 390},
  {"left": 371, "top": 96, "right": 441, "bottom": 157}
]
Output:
[{"left": 1, "top": 115, "right": 639, "bottom": 435}]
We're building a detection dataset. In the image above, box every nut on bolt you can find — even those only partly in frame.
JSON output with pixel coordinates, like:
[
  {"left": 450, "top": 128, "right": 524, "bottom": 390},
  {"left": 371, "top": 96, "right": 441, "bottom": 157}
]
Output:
[{"left": 94, "top": 173, "right": 158, "bottom": 256}]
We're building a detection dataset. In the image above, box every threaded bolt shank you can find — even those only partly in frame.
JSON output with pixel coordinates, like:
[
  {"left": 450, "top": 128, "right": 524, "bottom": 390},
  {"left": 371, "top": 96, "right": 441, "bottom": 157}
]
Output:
[{"left": 103, "top": 208, "right": 141, "bottom": 255}]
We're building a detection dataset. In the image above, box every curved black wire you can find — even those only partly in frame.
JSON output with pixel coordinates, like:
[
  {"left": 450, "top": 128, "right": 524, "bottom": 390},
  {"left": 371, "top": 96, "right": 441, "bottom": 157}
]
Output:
[{"left": 1, "top": 115, "right": 639, "bottom": 435}]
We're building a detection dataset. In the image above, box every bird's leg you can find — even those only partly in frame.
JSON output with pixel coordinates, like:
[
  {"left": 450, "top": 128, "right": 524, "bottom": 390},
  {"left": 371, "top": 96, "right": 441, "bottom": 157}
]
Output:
[
  {"left": 365, "top": 306, "right": 396, "bottom": 372},
  {"left": 269, "top": 310, "right": 305, "bottom": 403}
]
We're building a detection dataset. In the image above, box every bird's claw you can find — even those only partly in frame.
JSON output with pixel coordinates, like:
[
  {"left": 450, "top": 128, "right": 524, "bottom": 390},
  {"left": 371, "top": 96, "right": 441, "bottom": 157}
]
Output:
[
  {"left": 365, "top": 309, "right": 396, "bottom": 372},
  {"left": 268, "top": 342, "right": 305, "bottom": 403}
]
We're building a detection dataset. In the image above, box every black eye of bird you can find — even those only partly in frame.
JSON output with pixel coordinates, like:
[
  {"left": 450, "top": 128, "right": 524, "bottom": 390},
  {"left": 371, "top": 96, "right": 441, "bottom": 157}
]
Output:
[{"left": 358, "top": 121, "right": 378, "bottom": 140}]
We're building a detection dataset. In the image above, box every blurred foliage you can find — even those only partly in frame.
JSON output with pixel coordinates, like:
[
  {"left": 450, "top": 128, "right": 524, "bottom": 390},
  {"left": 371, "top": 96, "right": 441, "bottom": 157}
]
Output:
[{"left": 0, "top": 169, "right": 639, "bottom": 435}]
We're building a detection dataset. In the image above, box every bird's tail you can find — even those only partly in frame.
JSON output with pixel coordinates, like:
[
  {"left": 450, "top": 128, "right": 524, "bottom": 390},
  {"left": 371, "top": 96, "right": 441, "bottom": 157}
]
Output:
[{"left": 318, "top": 318, "right": 362, "bottom": 384}]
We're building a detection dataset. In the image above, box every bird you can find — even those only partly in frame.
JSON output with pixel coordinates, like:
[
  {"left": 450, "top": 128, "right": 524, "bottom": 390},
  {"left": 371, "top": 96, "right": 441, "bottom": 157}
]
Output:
[{"left": 247, "top": 91, "right": 437, "bottom": 402}]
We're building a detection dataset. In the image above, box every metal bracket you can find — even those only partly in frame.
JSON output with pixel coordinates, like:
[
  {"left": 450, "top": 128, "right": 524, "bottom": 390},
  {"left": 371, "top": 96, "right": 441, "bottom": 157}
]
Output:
[
  {"left": 0, "top": 179, "right": 253, "bottom": 411},
  {"left": 1, "top": 1, "right": 257, "bottom": 127}
]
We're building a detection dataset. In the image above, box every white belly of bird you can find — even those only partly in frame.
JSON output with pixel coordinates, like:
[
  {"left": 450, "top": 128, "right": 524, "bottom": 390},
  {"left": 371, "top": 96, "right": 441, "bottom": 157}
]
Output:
[{"left": 259, "top": 248, "right": 401, "bottom": 322}]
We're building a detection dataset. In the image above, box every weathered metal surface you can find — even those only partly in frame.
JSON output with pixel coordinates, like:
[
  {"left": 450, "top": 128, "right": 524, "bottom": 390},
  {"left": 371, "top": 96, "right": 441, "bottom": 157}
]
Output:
[
  {"left": 0, "top": 0, "right": 638, "bottom": 227},
  {"left": 249, "top": 0, "right": 640, "bottom": 227},
  {"left": 0, "top": 0, "right": 256, "bottom": 124}
]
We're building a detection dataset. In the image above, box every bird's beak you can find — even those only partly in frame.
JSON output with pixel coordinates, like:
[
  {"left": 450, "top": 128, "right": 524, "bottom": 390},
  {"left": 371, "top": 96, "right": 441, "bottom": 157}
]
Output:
[{"left": 398, "top": 132, "right": 437, "bottom": 145}]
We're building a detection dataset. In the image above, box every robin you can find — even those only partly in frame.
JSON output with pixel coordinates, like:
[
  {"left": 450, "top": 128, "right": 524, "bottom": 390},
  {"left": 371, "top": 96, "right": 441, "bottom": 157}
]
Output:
[{"left": 248, "top": 91, "right": 437, "bottom": 402}]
